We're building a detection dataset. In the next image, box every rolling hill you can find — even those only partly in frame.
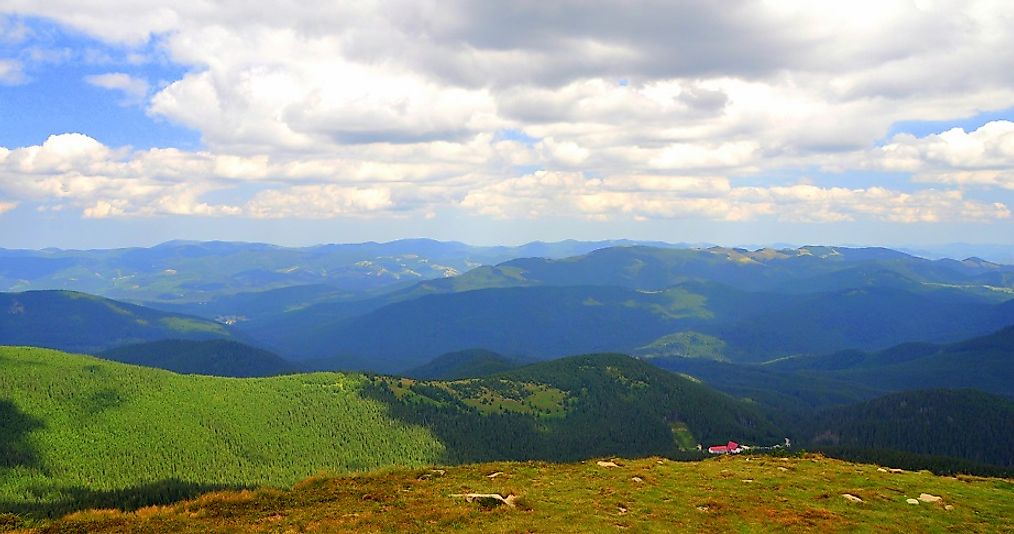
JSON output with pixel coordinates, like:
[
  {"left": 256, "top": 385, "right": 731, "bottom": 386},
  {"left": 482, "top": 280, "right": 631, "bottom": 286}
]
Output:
[
  {"left": 766, "top": 324, "right": 1014, "bottom": 397},
  {"left": 0, "top": 291, "right": 237, "bottom": 353},
  {"left": 405, "top": 349, "right": 527, "bottom": 380},
  {"left": 0, "top": 346, "right": 445, "bottom": 520},
  {"left": 367, "top": 354, "right": 782, "bottom": 464},
  {"left": 387, "top": 244, "right": 1014, "bottom": 296},
  {"left": 243, "top": 279, "right": 1014, "bottom": 371},
  {"left": 0, "top": 239, "right": 678, "bottom": 305},
  {"left": 98, "top": 339, "right": 296, "bottom": 377},
  {"left": 260, "top": 284, "right": 729, "bottom": 370}
]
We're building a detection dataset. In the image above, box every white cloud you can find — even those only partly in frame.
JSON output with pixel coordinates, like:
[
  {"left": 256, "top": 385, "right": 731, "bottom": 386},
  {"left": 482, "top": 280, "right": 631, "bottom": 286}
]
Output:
[
  {"left": 84, "top": 72, "right": 150, "bottom": 104},
  {"left": 871, "top": 121, "right": 1014, "bottom": 189},
  {"left": 245, "top": 185, "right": 393, "bottom": 218},
  {"left": 0, "top": 16, "right": 31, "bottom": 44},
  {"left": 0, "top": 58, "right": 25, "bottom": 85},
  {"left": 1, "top": 2, "right": 1014, "bottom": 227},
  {"left": 460, "top": 170, "right": 1009, "bottom": 224},
  {"left": 0, "top": 200, "right": 15, "bottom": 214}
]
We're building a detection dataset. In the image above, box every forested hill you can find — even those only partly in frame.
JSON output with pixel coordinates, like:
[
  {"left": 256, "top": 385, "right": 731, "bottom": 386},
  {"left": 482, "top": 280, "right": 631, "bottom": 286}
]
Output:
[
  {"left": 98, "top": 339, "right": 295, "bottom": 377},
  {"left": 766, "top": 324, "right": 1014, "bottom": 397},
  {"left": 365, "top": 353, "right": 782, "bottom": 464},
  {"left": 405, "top": 349, "right": 526, "bottom": 380},
  {"left": 0, "top": 290, "right": 236, "bottom": 353},
  {"left": 0, "top": 346, "right": 445, "bottom": 521},
  {"left": 801, "top": 389, "right": 1014, "bottom": 467}
]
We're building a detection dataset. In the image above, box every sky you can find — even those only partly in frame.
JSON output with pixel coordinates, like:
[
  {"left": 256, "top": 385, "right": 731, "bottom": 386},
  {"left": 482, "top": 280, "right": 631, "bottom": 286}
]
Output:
[{"left": 1, "top": 1, "right": 1014, "bottom": 249}]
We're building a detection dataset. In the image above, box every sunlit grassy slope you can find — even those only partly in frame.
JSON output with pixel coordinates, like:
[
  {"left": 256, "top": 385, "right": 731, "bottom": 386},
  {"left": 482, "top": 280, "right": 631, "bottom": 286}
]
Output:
[{"left": 17, "top": 455, "right": 1014, "bottom": 533}]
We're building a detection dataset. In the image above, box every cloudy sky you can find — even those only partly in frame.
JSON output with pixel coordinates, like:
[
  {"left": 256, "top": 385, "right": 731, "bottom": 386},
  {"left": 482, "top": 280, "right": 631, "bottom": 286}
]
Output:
[{"left": 1, "top": 0, "right": 1013, "bottom": 249}]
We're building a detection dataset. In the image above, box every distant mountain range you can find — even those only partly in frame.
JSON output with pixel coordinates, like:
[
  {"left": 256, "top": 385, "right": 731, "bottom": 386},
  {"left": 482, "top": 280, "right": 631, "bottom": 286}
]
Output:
[
  {"left": 5, "top": 243, "right": 1014, "bottom": 373},
  {"left": 233, "top": 245, "right": 1014, "bottom": 370},
  {"left": 0, "top": 238, "right": 686, "bottom": 304}
]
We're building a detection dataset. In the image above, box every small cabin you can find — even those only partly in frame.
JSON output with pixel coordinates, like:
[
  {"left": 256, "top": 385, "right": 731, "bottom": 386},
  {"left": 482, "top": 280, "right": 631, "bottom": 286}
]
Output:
[{"left": 707, "top": 441, "right": 741, "bottom": 454}]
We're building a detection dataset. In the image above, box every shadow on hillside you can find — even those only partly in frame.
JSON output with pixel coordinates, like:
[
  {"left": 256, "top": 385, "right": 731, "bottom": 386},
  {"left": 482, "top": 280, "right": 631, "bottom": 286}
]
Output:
[
  {"left": 0, "top": 479, "right": 250, "bottom": 521},
  {"left": 0, "top": 399, "right": 43, "bottom": 470}
]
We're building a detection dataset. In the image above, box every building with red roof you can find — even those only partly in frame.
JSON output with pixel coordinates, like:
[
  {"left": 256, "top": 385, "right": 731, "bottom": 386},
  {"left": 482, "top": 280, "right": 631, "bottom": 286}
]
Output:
[{"left": 707, "top": 441, "right": 741, "bottom": 454}]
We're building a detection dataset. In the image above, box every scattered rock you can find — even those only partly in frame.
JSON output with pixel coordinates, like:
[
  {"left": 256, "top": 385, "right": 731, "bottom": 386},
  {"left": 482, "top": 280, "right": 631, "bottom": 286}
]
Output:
[
  {"left": 451, "top": 493, "right": 517, "bottom": 509},
  {"left": 617, "top": 506, "right": 628, "bottom": 515},
  {"left": 889, "top": 468, "right": 905, "bottom": 473},
  {"left": 695, "top": 506, "right": 709, "bottom": 513},
  {"left": 918, "top": 493, "right": 942, "bottom": 503},
  {"left": 486, "top": 471, "right": 504, "bottom": 479},
  {"left": 841, "top": 494, "right": 864, "bottom": 503},
  {"left": 877, "top": 468, "right": 888, "bottom": 473},
  {"left": 417, "top": 469, "right": 446, "bottom": 480},
  {"left": 631, "top": 477, "right": 643, "bottom": 483},
  {"left": 945, "top": 505, "right": 954, "bottom": 511},
  {"left": 597, "top": 461, "right": 620, "bottom": 468},
  {"left": 906, "top": 498, "right": 920, "bottom": 505},
  {"left": 778, "top": 467, "right": 788, "bottom": 472},
  {"left": 741, "top": 479, "right": 754, "bottom": 483}
]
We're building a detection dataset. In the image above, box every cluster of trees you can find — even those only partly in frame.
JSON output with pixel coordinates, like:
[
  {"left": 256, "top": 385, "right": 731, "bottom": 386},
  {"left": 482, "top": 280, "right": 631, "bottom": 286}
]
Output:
[{"left": 363, "top": 354, "right": 782, "bottom": 464}]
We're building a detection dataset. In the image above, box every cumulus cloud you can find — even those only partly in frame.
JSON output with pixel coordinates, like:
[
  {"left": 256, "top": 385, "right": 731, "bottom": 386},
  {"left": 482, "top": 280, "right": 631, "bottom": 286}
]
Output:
[
  {"left": 1, "top": 1, "right": 1013, "bottom": 227},
  {"left": 84, "top": 72, "right": 150, "bottom": 104},
  {"left": 245, "top": 185, "right": 393, "bottom": 218},
  {"left": 871, "top": 121, "right": 1014, "bottom": 189},
  {"left": 460, "top": 170, "right": 1009, "bottom": 223}
]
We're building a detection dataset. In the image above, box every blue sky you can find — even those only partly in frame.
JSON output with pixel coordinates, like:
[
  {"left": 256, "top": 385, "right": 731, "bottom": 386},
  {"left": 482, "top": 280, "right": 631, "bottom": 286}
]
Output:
[{"left": 2, "top": 3, "right": 1014, "bottom": 250}]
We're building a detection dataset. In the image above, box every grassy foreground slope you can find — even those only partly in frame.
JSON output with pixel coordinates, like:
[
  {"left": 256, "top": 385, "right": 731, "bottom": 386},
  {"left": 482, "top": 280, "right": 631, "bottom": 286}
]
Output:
[
  {"left": 0, "top": 347, "right": 444, "bottom": 517},
  {"left": 19, "top": 455, "right": 1014, "bottom": 533}
]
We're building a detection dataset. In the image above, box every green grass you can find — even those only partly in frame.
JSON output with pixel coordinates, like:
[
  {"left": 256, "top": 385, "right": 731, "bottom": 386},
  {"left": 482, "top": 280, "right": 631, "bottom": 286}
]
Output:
[
  {"left": 635, "top": 331, "right": 728, "bottom": 361},
  {"left": 19, "top": 454, "right": 1014, "bottom": 533}
]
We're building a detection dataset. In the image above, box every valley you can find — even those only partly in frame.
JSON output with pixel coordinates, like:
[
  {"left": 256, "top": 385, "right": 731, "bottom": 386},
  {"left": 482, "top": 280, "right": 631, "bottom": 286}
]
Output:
[{"left": 1, "top": 240, "right": 1013, "bottom": 531}]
